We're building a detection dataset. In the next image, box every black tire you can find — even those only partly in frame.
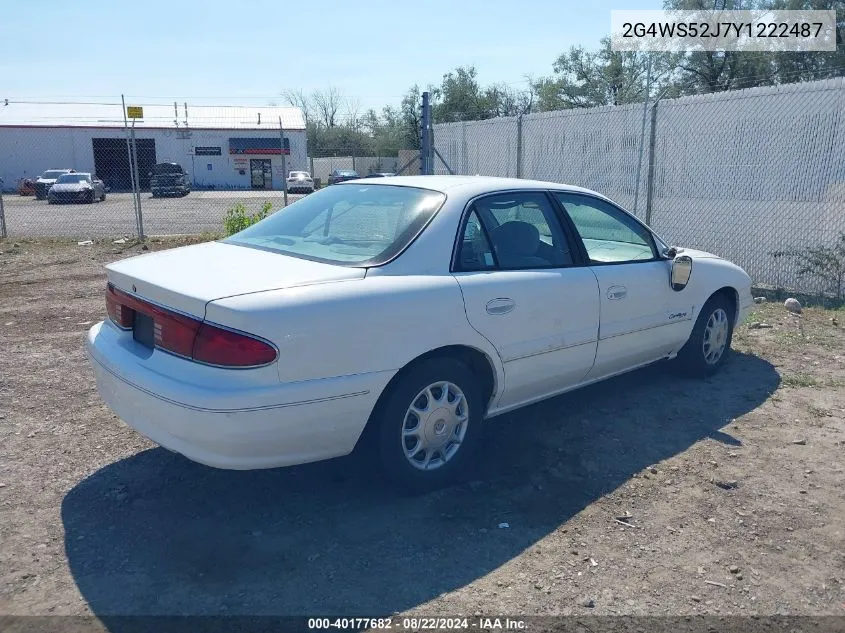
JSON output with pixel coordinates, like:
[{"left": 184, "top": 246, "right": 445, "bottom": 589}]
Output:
[
  {"left": 86, "top": 191, "right": 95, "bottom": 204},
  {"left": 101, "top": 192, "right": 107, "bottom": 201},
  {"left": 376, "top": 357, "right": 484, "bottom": 493},
  {"left": 675, "top": 293, "right": 735, "bottom": 377}
]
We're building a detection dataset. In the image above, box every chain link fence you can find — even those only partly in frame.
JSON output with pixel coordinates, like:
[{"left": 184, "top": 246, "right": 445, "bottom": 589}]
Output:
[
  {"left": 433, "top": 77, "right": 845, "bottom": 294},
  {"left": 0, "top": 103, "right": 326, "bottom": 239},
  {"left": 2, "top": 82, "right": 844, "bottom": 295}
]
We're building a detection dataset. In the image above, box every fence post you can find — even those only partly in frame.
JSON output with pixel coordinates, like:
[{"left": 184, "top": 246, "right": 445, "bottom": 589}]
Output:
[
  {"left": 0, "top": 185, "right": 6, "bottom": 239},
  {"left": 421, "top": 91, "right": 432, "bottom": 175},
  {"left": 121, "top": 95, "right": 141, "bottom": 238},
  {"left": 130, "top": 120, "right": 144, "bottom": 241},
  {"left": 279, "top": 117, "right": 288, "bottom": 207},
  {"left": 516, "top": 114, "right": 524, "bottom": 179},
  {"left": 644, "top": 101, "right": 659, "bottom": 228},
  {"left": 632, "top": 54, "right": 653, "bottom": 216}
]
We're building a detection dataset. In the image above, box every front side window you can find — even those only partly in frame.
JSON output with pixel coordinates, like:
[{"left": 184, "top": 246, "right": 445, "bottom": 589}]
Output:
[
  {"left": 554, "top": 193, "right": 656, "bottom": 263},
  {"left": 225, "top": 184, "right": 445, "bottom": 266},
  {"left": 455, "top": 192, "right": 574, "bottom": 271}
]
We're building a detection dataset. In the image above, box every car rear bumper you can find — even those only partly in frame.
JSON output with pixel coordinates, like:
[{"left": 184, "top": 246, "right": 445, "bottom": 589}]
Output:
[
  {"left": 86, "top": 320, "right": 392, "bottom": 470},
  {"left": 151, "top": 187, "right": 189, "bottom": 196},
  {"left": 49, "top": 190, "right": 92, "bottom": 203}
]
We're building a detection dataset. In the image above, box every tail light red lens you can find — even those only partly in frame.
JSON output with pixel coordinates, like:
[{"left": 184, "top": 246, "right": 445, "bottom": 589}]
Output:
[
  {"left": 193, "top": 322, "right": 279, "bottom": 367},
  {"left": 105, "top": 283, "right": 277, "bottom": 368},
  {"left": 106, "top": 285, "right": 134, "bottom": 329}
]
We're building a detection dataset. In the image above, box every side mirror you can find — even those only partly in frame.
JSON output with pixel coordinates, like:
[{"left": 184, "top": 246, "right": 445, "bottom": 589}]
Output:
[{"left": 670, "top": 255, "right": 693, "bottom": 291}]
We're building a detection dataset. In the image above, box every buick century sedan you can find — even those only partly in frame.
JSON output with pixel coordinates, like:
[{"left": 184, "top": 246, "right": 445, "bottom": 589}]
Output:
[{"left": 86, "top": 176, "right": 754, "bottom": 490}]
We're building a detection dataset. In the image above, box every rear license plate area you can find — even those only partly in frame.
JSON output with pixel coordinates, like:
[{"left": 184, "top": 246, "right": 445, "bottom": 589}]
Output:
[{"left": 133, "top": 312, "right": 155, "bottom": 350}]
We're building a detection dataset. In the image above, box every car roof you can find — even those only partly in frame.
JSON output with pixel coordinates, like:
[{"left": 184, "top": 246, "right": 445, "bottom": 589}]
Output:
[{"left": 346, "top": 175, "right": 608, "bottom": 199}]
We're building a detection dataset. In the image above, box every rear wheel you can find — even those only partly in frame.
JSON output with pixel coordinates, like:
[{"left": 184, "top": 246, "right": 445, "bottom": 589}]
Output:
[
  {"left": 377, "top": 358, "right": 484, "bottom": 493},
  {"left": 676, "top": 294, "right": 735, "bottom": 377},
  {"left": 100, "top": 192, "right": 107, "bottom": 201}
]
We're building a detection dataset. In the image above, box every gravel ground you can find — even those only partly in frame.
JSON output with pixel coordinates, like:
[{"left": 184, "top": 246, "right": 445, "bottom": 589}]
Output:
[
  {"left": 1, "top": 238, "right": 844, "bottom": 621},
  {"left": 1, "top": 191, "right": 304, "bottom": 239}
]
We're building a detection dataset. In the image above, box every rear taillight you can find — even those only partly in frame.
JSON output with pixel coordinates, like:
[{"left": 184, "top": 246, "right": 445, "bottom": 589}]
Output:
[
  {"left": 105, "top": 284, "right": 277, "bottom": 368},
  {"left": 193, "top": 323, "right": 278, "bottom": 367},
  {"left": 106, "top": 285, "right": 133, "bottom": 329}
]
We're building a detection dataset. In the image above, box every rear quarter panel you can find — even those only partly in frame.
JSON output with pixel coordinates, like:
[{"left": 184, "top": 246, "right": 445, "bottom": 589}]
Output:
[{"left": 205, "top": 275, "right": 504, "bottom": 388}]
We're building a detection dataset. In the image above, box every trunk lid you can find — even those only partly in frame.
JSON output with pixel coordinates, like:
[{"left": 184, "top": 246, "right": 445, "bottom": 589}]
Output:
[{"left": 106, "top": 241, "right": 365, "bottom": 317}]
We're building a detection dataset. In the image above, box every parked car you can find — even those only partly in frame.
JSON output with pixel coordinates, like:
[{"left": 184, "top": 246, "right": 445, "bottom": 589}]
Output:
[
  {"left": 327, "top": 169, "right": 360, "bottom": 185},
  {"left": 365, "top": 172, "right": 396, "bottom": 178},
  {"left": 150, "top": 162, "right": 191, "bottom": 197},
  {"left": 48, "top": 172, "right": 106, "bottom": 204},
  {"left": 17, "top": 178, "right": 36, "bottom": 196},
  {"left": 286, "top": 171, "right": 315, "bottom": 194},
  {"left": 34, "top": 169, "right": 73, "bottom": 200},
  {"left": 86, "top": 176, "right": 753, "bottom": 491}
]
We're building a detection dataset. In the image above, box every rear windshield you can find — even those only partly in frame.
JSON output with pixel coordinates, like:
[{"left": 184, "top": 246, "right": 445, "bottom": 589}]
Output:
[
  {"left": 56, "top": 174, "right": 90, "bottom": 183},
  {"left": 153, "top": 164, "right": 182, "bottom": 174},
  {"left": 289, "top": 171, "right": 309, "bottom": 178},
  {"left": 225, "top": 184, "right": 446, "bottom": 266}
]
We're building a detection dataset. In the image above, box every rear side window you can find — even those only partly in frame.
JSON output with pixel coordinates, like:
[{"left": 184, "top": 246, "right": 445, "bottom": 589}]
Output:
[
  {"left": 456, "top": 211, "right": 496, "bottom": 271},
  {"left": 454, "top": 192, "right": 575, "bottom": 271}
]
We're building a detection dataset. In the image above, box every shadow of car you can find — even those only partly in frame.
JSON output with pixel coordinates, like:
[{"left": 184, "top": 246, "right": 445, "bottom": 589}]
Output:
[{"left": 62, "top": 352, "right": 778, "bottom": 622}]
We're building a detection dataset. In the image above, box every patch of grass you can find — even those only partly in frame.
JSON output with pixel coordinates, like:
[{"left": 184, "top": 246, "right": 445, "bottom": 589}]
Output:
[
  {"left": 743, "top": 310, "right": 762, "bottom": 324},
  {"left": 780, "top": 374, "right": 845, "bottom": 389},
  {"left": 806, "top": 404, "right": 833, "bottom": 418},
  {"left": 781, "top": 374, "right": 821, "bottom": 388},
  {"left": 224, "top": 201, "right": 273, "bottom": 236},
  {"left": 774, "top": 331, "right": 805, "bottom": 345}
]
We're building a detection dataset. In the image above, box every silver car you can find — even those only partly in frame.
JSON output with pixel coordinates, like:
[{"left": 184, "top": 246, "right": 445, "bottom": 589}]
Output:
[
  {"left": 48, "top": 173, "right": 106, "bottom": 204},
  {"left": 286, "top": 171, "right": 315, "bottom": 193}
]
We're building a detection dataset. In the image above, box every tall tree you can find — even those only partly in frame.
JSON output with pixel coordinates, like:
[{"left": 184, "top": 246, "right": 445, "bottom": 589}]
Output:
[
  {"left": 533, "top": 38, "right": 679, "bottom": 109},
  {"left": 281, "top": 89, "right": 312, "bottom": 124},
  {"left": 312, "top": 87, "right": 344, "bottom": 128}
]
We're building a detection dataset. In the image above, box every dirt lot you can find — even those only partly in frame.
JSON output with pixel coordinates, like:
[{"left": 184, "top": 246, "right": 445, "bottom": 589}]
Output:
[{"left": 1, "top": 238, "right": 844, "bottom": 621}]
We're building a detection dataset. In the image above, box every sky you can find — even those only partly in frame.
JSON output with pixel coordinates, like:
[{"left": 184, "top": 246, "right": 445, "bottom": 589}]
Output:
[{"left": 3, "top": 0, "right": 663, "bottom": 116}]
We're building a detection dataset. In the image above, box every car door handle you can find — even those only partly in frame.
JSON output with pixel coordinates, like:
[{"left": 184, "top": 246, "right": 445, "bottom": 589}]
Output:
[
  {"left": 607, "top": 285, "right": 627, "bottom": 300},
  {"left": 486, "top": 297, "right": 516, "bottom": 315}
]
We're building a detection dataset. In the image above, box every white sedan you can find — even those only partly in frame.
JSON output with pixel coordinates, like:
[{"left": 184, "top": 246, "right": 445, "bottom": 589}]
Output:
[
  {"left": 86, "top": 176, "right": 754, "bottom": 491},
  {"left": 286, "top": 170, "right": 315, "bottom": 193}
]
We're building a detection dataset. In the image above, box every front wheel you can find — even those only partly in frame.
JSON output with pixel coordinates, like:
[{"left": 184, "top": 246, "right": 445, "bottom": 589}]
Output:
[
  {"left": 377, "top": 358, "right": 484, "bottom": 493},
  {"left": 675, "top": 294, "right": 735, "bottom": 377}
]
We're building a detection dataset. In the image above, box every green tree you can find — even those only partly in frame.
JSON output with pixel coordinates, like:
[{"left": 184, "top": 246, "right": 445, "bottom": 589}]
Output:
[
  {"left": 663, "top": 0, "right": 845, "bottom": 92},
  {"left": 533, "top": 38, "right": 679, "bottom": 109}
]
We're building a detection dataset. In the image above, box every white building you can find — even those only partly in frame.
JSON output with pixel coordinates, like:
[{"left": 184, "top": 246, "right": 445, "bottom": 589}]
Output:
[{"left": 0, "top": 102, "right": 306, "bottom": 192}]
